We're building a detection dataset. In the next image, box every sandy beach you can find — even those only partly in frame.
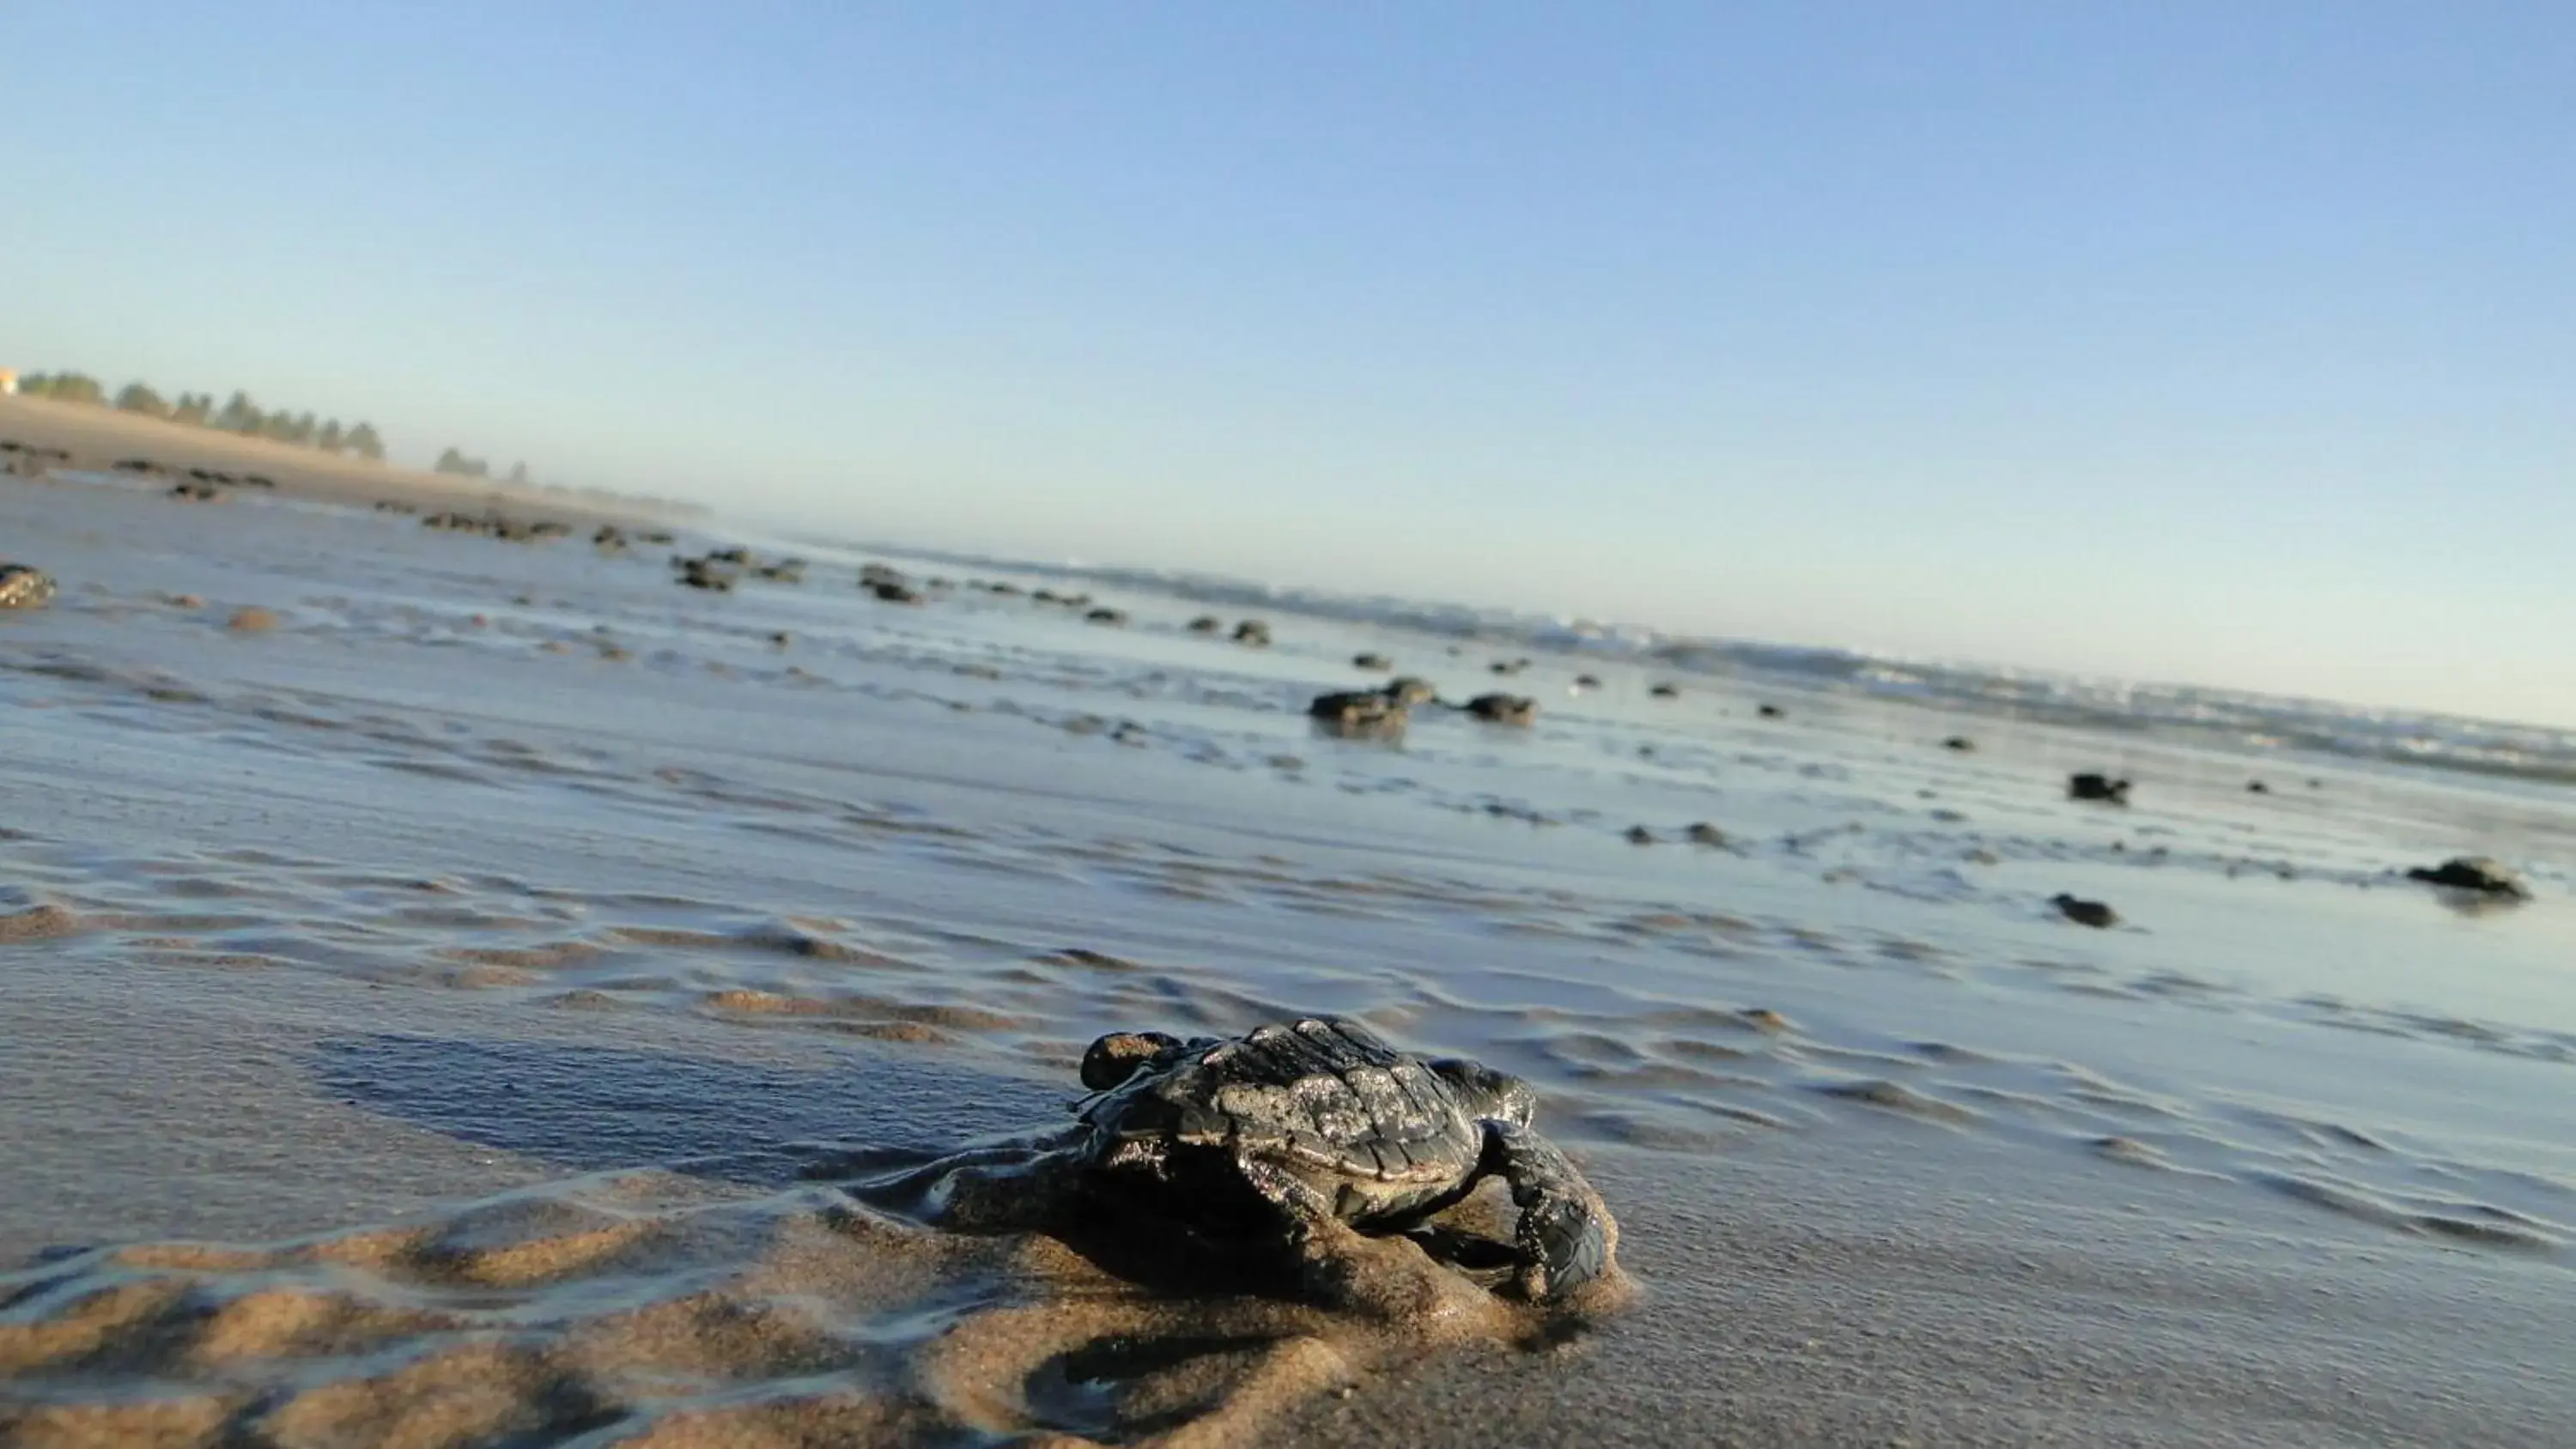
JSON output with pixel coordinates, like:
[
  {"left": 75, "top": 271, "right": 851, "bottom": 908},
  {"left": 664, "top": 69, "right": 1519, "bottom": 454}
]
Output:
[
  {"left": 3, "top": 469, "right": 2572, "bottom": 1446},
  {"left": 0, "top": 394, "right": 682, "bottom": 525}
]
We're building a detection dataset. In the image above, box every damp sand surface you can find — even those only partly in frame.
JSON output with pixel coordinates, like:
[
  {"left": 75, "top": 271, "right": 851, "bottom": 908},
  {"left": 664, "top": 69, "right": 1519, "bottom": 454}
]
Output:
[{"left": 3, "top": 477, "right": 2574, "bottom": 1445}]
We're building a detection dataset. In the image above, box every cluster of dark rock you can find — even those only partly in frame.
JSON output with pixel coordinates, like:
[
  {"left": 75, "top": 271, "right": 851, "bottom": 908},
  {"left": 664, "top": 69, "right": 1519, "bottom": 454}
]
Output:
[
  {"left": 1177, "top": 614, "right": 1275, "bottom": 645},
  {"left": 0, "top": 440, "right": 74, "bottom": 477},
  {"left": 0, "top": 562, "right": 58, "bottom": 609},
  {"left": 165, "top": 461, "right": 273, "bottom": 486},
  {"left": 1306, "top": 678, "right": 1540, "bottom": 739},
  {"left": 666, "top": 547, "right": 809, "bottom": 594},
  {"left": 104, "top": 458, "right": 280, "bottom": 500},
  {"left": 421, "top": 511, "right": 573, "bottom": 542},
  {"left": 2035, "top": 771, "right": 2537, "bottom": 929},
  {"left": 1625, "top": 821, "right": 1732, "bottom": 847},
  {"left": 1489, "top": 657, "right": 1531, "bottom": 676}
]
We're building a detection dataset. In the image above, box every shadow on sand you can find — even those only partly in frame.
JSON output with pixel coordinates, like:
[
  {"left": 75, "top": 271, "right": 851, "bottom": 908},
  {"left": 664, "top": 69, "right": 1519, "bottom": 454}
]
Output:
[{"left": 309, "top": 1032, "right": 1066, "bottom": 1186}]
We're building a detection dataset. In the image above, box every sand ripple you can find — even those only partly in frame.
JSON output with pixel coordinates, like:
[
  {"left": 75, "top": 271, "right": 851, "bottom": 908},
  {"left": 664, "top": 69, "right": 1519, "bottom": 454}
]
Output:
[{"left": 1, "top": 1167, "right": 1613, "bottom": 1449}]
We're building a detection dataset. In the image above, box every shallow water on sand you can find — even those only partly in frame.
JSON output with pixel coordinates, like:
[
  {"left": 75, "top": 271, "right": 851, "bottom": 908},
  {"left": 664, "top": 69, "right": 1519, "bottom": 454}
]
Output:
[{"left": 3, "top": 476, "right": 2573, "bottom": 1445}]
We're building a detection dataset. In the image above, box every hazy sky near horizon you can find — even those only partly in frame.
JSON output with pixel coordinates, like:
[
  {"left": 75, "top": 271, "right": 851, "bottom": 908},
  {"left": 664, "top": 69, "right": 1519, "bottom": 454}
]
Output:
[{"left": 10, "top": 4, "right": 2573, "bottom": 724}]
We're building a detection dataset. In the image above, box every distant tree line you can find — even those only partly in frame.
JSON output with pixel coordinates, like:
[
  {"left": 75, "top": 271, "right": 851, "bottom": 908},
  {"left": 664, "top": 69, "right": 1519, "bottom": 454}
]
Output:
[
  {"left": 432, "top": 447, "right": 533, "bottom": 486},
  {"left": 18, "top": 366, "right": 705, "bottom": 515},
  {"left": 17, "top": 370, "right": 387, "bottom": 463}
]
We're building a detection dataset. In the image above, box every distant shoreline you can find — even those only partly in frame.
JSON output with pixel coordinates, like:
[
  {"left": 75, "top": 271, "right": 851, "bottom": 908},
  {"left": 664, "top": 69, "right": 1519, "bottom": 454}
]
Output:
[{"left": 0, "top": 392, "right": 701, "bottom": 526}]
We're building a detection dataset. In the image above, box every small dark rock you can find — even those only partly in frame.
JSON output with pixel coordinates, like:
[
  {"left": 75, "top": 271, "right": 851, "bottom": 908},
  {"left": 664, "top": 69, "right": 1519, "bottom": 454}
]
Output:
[
  {"left": 1685, "top": 822, "right": 1728, "bottom": 846},
  {"left": 1186, "top": 615, "right": 1222, "bottom": 634},
  {"left": 0, "top": 563, "right": 58, "bottom": 609},
  {"left": 867, "top": 580, "right": 923, "bottom": 605},
  {"left": 1309, "top": 690, "right": 1406, "bottom": 738},
  {"left": 2246, "top": 780, "right": 2269, "bottom": 794},
  {"left": 1084, "top": 607, "right": 1127, "bottom": 626},
  {"left": 1942, "top": 737, "right": 1975, "bottom": 752},
  {"left": 2069, "top": 773, "right": 2131, "bottom": 805},
  {"left": 2050, "top": 894, "right": 2117, "bottom": 928},
  {"left": 2403, "top": 858, "right": 2529, "bottom": 900},
  {"left": 1649, "top": 683, "right": 1680, "bottom": 700},
  {"left": 1465, "top": 693, "right": 1537, "bottom": 727},
  {"left": 1574, "top": 674, "right": 1602, "bottom": 689},
  {"left": 1756, "top": 703, "right": 1784, "bottom": 719},
  {"left": 1352, "top": 652, "right": 1393, "bottom": 672},
  {"left": 1232, "top": 619, "right": 1273, "bottom": 646},
  {"left": 677, "top": 559, "right": 735, "bottom": 592},
  {"left": 1625, "top": 825, "right": 1656, "bottom": 846},
  {"left": 1381, "top": 676, "right": 1439, "bottom": 707}
]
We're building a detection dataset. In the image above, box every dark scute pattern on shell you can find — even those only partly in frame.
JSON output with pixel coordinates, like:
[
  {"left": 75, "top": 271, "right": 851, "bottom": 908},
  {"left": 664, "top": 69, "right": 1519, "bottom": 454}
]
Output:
[{"left": 1088, "top": 1017, "right": 1484, "bottom": 1186}]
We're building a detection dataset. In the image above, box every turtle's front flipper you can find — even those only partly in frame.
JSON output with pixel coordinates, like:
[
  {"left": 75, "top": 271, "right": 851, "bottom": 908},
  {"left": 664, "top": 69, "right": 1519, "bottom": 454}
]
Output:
[
  {"left": 850, "top": 1140, "right": 1084, "bottom": 1234},
  {"left": 1484, "top": 1120, "right": 1615, "bottom": 1300}
]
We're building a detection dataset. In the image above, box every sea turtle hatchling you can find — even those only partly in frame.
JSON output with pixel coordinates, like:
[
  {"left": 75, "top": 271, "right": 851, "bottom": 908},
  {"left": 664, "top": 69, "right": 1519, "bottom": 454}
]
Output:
[
  {"left": 0, "top": 564, "right": 58, "bottom": 609},
  {"left": 853, "top": 1016, "right": 1615, "bottom": 1302}
]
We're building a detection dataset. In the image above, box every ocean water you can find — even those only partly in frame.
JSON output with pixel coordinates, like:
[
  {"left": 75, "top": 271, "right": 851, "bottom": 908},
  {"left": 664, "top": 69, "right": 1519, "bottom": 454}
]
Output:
[
  {"left": 3, "top": 472, "right": 2571, "bottom": 1446},
  {"left": 785, "top": 531, "right": 2576, "bottom": 790}
]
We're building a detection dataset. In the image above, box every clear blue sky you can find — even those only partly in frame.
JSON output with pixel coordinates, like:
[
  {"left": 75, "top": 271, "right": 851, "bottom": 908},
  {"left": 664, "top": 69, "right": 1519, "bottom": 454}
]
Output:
[{"left": 10, "top": 3, "right": 2573, "bottom": 725}]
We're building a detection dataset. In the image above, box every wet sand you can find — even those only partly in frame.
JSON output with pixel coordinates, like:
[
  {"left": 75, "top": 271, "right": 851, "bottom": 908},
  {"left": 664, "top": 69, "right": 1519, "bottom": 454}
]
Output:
[{"left": 3, "top": 473, "right": 2573, "bottom": 1445}]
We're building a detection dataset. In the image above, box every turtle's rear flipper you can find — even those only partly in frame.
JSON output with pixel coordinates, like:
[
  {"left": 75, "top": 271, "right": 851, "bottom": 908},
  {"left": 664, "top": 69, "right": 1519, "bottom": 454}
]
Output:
[{"left": 1485, "top": 1121, "right": 1613, "bottom": 1300}]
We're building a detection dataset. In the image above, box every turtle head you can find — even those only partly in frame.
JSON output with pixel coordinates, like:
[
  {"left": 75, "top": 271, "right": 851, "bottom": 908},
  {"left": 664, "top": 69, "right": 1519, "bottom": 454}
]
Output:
[
  {"left": 1080, "top": 1030, "right": 1185, "bottom": 1090},
  {"left": 1431, "top": 1058, "right": 1535, "bottom": 1128}
]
